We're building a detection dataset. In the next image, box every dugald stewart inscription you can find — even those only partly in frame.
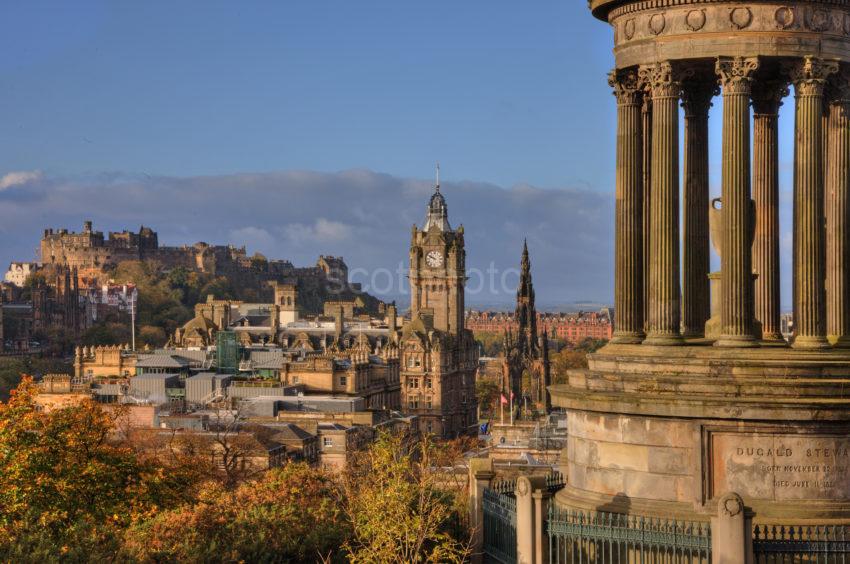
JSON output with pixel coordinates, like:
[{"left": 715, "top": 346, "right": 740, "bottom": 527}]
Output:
[{"left": 712, "top": 433, "right": 850, "bottom": 501}]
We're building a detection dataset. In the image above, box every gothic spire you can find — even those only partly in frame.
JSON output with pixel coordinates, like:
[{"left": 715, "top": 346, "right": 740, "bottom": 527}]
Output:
[{"left": 515, "top": 240, "right": 538, "bottom": 357}]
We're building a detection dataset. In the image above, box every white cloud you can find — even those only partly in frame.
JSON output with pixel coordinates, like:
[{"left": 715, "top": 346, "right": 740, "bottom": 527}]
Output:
[
  {"left": 0, "top": 170, "right": 43, "bottom": 191},
  {"left": 0, "top": 168, "right": 618, "bottom": 304},
  {"left": 282, "top": 218, "right": 352, "bottom": 246},
  {"left": 229, "top": 226, "right": 276, "bottom": 254}
]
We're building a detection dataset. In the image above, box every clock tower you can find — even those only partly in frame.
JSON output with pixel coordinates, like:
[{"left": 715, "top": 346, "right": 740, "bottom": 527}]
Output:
[
  {"left": 399, "top": 167, "right": 478, "bottom": 438},
  {"left": 408, "top": 169, "right": 466, "bottom": 336}
]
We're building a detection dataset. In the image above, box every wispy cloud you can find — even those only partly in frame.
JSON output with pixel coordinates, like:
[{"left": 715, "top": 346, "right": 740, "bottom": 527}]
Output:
[
  {"left": 0, "top": 170, "right": 43, "bottom": 191},
  {"left": 0, "top": 169, "right": 615, "bottom": 305}
]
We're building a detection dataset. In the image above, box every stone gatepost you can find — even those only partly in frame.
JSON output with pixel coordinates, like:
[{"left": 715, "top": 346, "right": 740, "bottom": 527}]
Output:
[
  {"left": 468, "top": 458, "right": 494, "bottom": 564},
  {"left": 515, "top": 475, "right": 549, "bottom": 564},
  {"left": 711, "top": 492, "right": 753, "bottom": 564},
  {"left": 532, "top": 482, "right": 553, "bottom": 563}
]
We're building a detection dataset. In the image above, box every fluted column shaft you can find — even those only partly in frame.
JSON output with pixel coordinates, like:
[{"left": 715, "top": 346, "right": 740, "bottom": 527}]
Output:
[
  {"left": 788, "top": 57, "right": 838, "bottom": 349},
  {"left": 752, "top": 81, "right": 788, "bottom": 342},
  {"left": 681, "top": 81, "right": 715, "bottom": 338},
  {"left": 642, "top": 97, "right": 652, "bottom": 332},
  {"left": 716, "top": 57, "right": 760, "bottom": 347},
  {"left": 610, "top": 69, "right": 645, "bottom": 343},
  {"left": 640, "top": 62, "right": 683, "bottom": 345},
  {"left": 826, "top": 71, "right": 850, "bottom": 347}
]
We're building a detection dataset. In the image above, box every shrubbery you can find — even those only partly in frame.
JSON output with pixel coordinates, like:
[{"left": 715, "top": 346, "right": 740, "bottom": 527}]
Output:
[{"left": 0, "top": 378, "right": 471, "bottom": 563}]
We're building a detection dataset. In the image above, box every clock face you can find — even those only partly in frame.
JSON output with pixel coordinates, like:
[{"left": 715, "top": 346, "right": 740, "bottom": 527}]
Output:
[{"left": 425, "top": 250, "right": 444, "bottom": 268}]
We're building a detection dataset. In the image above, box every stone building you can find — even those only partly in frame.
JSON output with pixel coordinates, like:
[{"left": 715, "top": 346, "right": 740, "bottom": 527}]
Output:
[
  {"left": 399, "top": 172, "right": 478, "bottom": 438},
  {"left": 541, "top": 1, "right": 850, "bottom": 561},
  {"left": 38, "top": 221, "right": 370, "bottom": 315},
  {"left": 4, "top": 262, "right": 39, "bottom": 287},
  {"left": 502, "top": 241, "right": 550, "bottom": 413},
  {"left": 465, "top": 309, "right": 614, "bottom": 344},
  {"left": 31, "top": 265, "right": 85, "bottom": 340}
]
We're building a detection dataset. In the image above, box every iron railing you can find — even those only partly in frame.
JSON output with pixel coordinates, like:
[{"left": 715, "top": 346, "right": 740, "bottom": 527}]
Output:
[
  {"left": 753, "top": 524, "right": 850, "bottom": 563},
  {"left": 547, "top": 471, "right": 566, "bottom": 492},
  {"left": 492, "top": 478, "right": 517, "bottom": 496},
  {"left": 548, "top": 507, "right": 711, "bottom": 563},
  {"left": 483, "top": 487, "right": 517, "bottom": 564}
]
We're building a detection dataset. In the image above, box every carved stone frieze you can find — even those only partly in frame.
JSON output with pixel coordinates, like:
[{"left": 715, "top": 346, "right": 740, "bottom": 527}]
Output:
[
  {"left": 685, "top": 9, "right": 706, "bottom": 31},
  {"left": 613, "top": 3, "right": 850, "bottom": 49},
  {"left": 729, "top": 7, "right": 753, "bottom": 30}
]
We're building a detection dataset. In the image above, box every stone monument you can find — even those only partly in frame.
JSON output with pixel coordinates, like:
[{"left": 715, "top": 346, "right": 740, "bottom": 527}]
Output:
[{"left": 553, "top": 0, "right": 850, "bottom": 540}]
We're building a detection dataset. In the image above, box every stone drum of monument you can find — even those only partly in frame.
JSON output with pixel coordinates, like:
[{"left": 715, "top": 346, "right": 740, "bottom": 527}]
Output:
[{"left": 551, "top": 0, "right": 850, "bottom": 550}]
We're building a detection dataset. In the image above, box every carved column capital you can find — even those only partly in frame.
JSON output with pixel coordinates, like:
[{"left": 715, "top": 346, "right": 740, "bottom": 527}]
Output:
[
  {"left": 827, "top": 69, "right": 850, "bottom": 106},
  {"left": 681, "top": 80, "right": 718, "bottom": 118},
  {"left": 751, "top": 79, "right": 790, "bottom": 115},
  {"left": 608, "top": 68, "right": 642, "bottom": 105},
  {"left": 716, "top": 57, "right": 760, "bottom": 95},
  {"left": 786, "top": 57, "right": 840, "bottom": 97},
  {"left": 639, "top": 62, "right": 686, "bottom": 99}
]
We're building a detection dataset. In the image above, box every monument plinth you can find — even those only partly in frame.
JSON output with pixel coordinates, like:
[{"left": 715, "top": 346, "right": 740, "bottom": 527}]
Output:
[{"left": 555, "top": 0, "right": 850, "bottom": 532}]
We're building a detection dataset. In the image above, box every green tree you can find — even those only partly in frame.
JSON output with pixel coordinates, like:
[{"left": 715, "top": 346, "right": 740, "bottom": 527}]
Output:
[
  {"left": 199, "top": 276, "right": 235, "bottom": 301},
  {"left": 475, "top": 379, "right": 500, "bottom": 418},
  {"left": 0, "top": 378, "right": 192, "bottom": 561},
  {"left": 474, "top": 331, "right": 504, "bottom": 357},
  {"left": 343, "top": 432, "right": 471, "bottom": 563}
]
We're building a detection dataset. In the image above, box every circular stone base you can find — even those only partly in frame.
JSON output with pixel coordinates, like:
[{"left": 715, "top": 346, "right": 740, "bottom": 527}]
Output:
[{"left": 551, "top": 343, "right": 850, "bottom": 522}]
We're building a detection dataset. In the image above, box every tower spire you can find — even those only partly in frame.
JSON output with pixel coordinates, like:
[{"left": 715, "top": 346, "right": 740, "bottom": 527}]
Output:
[{"left": 435, "top": 162, "right": 440, "bottom": 192}]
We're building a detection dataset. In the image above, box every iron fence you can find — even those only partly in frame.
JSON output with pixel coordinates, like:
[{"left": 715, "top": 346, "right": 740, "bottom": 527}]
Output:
[
  {"left": 753, "top": 524, "right": 850, "bottom": 563},
  {"left": 548, "top": 507, "right": 711, "bottom": 563},
  {"left": 491, "top": 478, "right": 517, "bottom": 496},
  {"left": 483, "top": 487, "right": 517, "bottom": 564}
]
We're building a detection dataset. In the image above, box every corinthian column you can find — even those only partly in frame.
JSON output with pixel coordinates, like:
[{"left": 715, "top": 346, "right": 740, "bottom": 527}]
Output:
[
  {"left": 787, "top": 57, "right": 839, "bottom": 349},
  {"left": 826, "top": 70, "right": 850, "bottom": 347},
  {"left": 681, "top": 79, "right": 716, "bottom": 338},
  {"left": 716, "top": 57, "right": 760, "bottom": 347},
  {"left": 639, "top": 62, "right": 683, "bottom": 345},
  {"left": 642, "top": 96, "right": 652, "bottom": 332},
  {"left": 751, "top": 80, "right": 788, "bottom": 342},
  {"left": 609, "top": 68, "right": 645, "bottom": 343}
]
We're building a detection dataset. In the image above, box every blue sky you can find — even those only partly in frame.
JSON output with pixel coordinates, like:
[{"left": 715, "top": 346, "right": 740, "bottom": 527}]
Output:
[
  {"left": 0, "top": 1, "right": 614, "bottom": 188},
  {"left": 0, "top": 1, "right": 799, "bottom": 307}
]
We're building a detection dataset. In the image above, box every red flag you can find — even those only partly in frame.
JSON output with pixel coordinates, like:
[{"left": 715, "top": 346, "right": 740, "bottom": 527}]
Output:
[{"left": 500, "top": 394, "right": 508, "bottom": 405}]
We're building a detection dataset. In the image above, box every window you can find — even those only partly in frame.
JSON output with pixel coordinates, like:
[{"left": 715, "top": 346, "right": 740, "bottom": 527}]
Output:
[
  {"left": 408, "top": 378, "right": 419, "bottom": 389},
  {"left": 323, "top": 437, "right": 333, "bottom": 447},
  {"left": 425, "top": 378, "right": 432, "bottom": 389},
  {"left": 339, "top": 376, "right": 347, "bottom": 387},
  {"left": 426, "top": 422, "right": 433, "bottom": 434},
  {"left": 425, "top": 397, "right": 432, "bottom": 409},
  {"left": 414, "top": 356, "right": 422, "bottom": 367},
  {"left": 408, "top": 398, "right": 419, "bottom": 410},
  {"left": 292, "top": 375, "right": 299, "bottom": 383}
]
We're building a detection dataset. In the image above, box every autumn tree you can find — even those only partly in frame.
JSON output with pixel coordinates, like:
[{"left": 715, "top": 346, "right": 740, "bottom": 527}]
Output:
[
  {"left": 0, "top": 377, "right": 193, "bottom": 561},
  {"left": 475, "top": 378, "right": 500, "bottom": 418},
  {"left": 342, "top": 431, "right": 471, "bottom": 563},
  {"left": 123, "top": 463, "right": 350, "bottom": 563}
]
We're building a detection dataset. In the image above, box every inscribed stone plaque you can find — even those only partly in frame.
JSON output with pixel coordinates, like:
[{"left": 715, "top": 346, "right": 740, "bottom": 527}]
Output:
[{"left": 712, "top": 433, "right": 850, "bottom": 501}]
